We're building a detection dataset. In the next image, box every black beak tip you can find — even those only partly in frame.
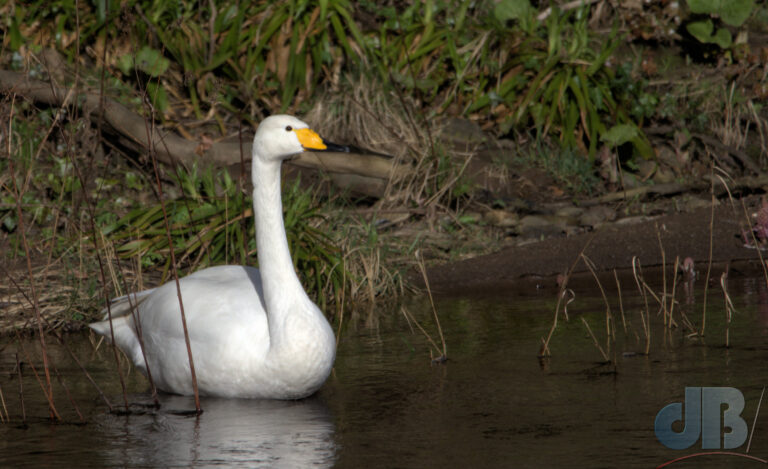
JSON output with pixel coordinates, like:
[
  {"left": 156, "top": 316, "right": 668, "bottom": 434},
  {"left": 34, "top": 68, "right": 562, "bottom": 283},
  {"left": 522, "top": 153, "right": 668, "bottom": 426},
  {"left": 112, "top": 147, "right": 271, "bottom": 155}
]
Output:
[{"left": 323, "top": 142, "right": 350, "bottom": 153}]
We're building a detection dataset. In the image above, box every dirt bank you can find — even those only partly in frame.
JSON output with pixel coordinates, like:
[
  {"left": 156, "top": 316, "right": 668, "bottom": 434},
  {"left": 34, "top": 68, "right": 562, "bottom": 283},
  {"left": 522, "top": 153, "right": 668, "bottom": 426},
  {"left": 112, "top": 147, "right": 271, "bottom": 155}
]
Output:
[{"left": 425, "top": 200, "right": 766, "bottom": 295}]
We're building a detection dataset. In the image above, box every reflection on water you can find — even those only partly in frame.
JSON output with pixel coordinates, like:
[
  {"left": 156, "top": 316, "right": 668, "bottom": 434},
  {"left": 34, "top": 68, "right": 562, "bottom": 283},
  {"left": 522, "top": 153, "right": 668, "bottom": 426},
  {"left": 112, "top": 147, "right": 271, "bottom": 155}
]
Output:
[
  {"left": 98, "top": 397, "right": 335, "bottom": 468},
  {"left": 0, "top": 392, "right": 335, "bottom": 468},
  {"left": 1, "top": 266, "right": 768, "bottom": 468}
]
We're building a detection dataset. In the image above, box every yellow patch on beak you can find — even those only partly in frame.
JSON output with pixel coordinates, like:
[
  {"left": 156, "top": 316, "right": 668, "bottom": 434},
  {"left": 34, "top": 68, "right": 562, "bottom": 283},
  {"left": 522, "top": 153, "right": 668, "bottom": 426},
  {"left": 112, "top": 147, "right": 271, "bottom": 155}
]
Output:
[{"left": 294, "top": 128, "right": 327, "bottom": 151}]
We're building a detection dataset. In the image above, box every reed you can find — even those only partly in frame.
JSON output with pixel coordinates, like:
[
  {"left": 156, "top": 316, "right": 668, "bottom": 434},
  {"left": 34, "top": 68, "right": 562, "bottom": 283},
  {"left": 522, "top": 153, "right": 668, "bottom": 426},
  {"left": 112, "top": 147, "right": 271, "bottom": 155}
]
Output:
[
  {"left": 6, "top": 98, "right": 58, "bottom": 421},
  {"left": 720, "top": 272, "right": 735, "bottom": 348},
  {"left": 145, "top": 113, "right": 202, "bottom": 414},
  {"left": 655, "top": 223, "right": 669, "bottom": 326},
  {"left": 416, "top": 250, "right": 447, "bottom": 363},
  {"left": 701, "top": 161, "right": 716, "bottom": 336},
  {"left": 581, "top": 254, "right": 614, "bottom": 355},
  {"left": 631, "top": 256, "right": 651, "bottom": 355},
  {"left": 16, "top": 353, "right": 25, "bottom": 424},
  {"left": 668, "top": 256, "right": 680, "bottom": 330},
  {"left": 613, "top": 269, "right": 627, "bottom": 334},
  {"left": 539, "top": 236, "right": 594, "bottom": 357},
  {"left": 580, "top": 317, "right": 609, "bottom": 362},
  {"left": 0, "top": 383, "right": 8, "bottom": 422}
]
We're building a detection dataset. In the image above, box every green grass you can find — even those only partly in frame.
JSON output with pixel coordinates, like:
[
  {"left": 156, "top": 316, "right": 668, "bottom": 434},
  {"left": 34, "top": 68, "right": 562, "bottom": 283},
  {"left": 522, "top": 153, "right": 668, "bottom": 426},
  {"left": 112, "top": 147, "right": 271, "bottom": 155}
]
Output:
[
  {"left": 102, "top": 165, "right": 351, "bottom": 311},
  {"left": 3, "top": 0, "right": 665, "bottom": 162}
]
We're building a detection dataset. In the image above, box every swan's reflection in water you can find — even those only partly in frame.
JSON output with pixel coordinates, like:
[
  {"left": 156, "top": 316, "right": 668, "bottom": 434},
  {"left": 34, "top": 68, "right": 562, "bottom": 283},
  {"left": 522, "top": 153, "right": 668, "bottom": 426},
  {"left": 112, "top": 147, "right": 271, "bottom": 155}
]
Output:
[{"left": 98, "top": 395, "right": 336, "bottom": 468}]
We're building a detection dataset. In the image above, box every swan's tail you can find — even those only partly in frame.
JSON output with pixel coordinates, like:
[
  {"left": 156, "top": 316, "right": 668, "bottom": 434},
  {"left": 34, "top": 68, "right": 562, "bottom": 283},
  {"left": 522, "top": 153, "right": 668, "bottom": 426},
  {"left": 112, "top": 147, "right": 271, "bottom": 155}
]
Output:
[{"left": 89, "top": 289, "right": 155, "bottom": 374}]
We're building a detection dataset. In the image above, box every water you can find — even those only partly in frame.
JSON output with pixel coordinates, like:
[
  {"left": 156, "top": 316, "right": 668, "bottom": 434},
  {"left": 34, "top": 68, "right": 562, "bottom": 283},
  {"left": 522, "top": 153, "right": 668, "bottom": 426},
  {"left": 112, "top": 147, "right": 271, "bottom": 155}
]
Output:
[{"left": 2, "top": 268, "right": 768, "bottom": 468}]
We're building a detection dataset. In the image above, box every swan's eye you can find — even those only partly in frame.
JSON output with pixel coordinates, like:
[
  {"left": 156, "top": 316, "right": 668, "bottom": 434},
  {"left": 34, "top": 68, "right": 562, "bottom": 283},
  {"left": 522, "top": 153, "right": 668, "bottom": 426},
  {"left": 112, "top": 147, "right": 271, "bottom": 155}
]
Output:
[{"left": 285, "top": 125, "right": 293, "bottom": 131}]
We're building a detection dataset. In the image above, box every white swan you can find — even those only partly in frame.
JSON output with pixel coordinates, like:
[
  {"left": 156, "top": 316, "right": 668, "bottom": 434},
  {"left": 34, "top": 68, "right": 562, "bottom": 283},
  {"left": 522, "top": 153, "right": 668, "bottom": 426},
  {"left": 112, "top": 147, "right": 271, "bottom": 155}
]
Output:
[{"left": 90, "top": 115, "right": 337, "bottom": 399}]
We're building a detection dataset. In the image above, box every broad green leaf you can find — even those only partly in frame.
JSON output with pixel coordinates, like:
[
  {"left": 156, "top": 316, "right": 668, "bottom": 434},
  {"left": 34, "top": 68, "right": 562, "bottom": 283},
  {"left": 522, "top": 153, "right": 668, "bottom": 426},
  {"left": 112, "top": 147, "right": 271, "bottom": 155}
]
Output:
[
  {"left": 601, "top": 124, "right": 639, "bottom": 146},
  {"left": 687, "top": 20, "right": 732, "bottom": 48},
  {"left": 688, "top": 0, "right": 754, "bottom": 26},
  {"left": 494, "top": 0, "right": 532, "bottom": 22},
  {"left": 135, "top": 46, "right": 169, "bottom": 77},
  {"left": 721, "top": 0, "right": 755, "bottom": 25},
  {"left": 688, "top": 0, "right": 720, "bottom": 14},
  {"left": 147, "top": 82, "right": 168, "bottom": 112},
  {"left": 711, "top": 27, "right": 733, "bottom": 48}
]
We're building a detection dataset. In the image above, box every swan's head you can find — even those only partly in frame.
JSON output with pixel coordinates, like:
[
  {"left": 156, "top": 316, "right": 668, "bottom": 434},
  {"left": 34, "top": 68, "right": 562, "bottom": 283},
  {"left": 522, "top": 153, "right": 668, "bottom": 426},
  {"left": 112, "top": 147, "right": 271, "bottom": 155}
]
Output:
[{"left": 253, "top": 115, "right": 334, "bottom": 163}]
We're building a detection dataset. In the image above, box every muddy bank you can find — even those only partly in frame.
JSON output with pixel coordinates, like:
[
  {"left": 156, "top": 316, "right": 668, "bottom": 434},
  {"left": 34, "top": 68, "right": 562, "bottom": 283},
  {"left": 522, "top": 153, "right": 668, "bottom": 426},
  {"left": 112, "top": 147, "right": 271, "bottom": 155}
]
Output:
[{"left": 425, "top": 202, "right": 766, "bottom": 295}]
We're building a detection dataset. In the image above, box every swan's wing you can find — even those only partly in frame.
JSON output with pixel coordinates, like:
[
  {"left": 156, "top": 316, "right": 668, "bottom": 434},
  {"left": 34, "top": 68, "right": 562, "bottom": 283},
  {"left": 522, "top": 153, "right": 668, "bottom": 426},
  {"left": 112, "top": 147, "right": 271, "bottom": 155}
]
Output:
[
  {"left": 139, "top": 266, "right": 267, "bottom": 340},
  {"left": 89, "top": 265, "right": 269, "bottom": 387},
  {"left": 98, "top": 288, "right": 157, "bottom": 320}
]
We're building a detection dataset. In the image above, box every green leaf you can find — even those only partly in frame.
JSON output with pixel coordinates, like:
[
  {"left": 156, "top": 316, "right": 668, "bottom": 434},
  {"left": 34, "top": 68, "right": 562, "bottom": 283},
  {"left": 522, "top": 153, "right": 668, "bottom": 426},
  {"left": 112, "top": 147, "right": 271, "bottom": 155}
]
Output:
[
  {"left": 720, "top": 0, "right": 755, "bottom": 26},
  {"left": 135, "top": 46, "right": 169, "bottom": 77},
  {"left": 686, "top": 19, "right": 715, "bottom": 43},
  {"left": 601, "top": 124, "right": 639, "bottom": 147},
  {"left": 117, "top": 54, "right": 133, "bottom": 75},
  {"left": 494, "top": 0, "right": 533, "bottom": 22},
  {"left": 146, "top": 82, "right": 168, "bottom": 112},
  {"left": 2, "top": 214, "right": 16, "bottom": 232},
  {"left": 711, "top": 27, "right": 733, "bottom": 48},
  {"left": 688, "top": 0, "right": 755, "bottom": 26},
  {"left": 687, "top": 20, "right": 732, "bottom": 48},
  {"left": 688, "top": 0, "right": 720, "bottom": 14},
  {"left": 8, "top": 17, "right": 24, "bottom": 50}
]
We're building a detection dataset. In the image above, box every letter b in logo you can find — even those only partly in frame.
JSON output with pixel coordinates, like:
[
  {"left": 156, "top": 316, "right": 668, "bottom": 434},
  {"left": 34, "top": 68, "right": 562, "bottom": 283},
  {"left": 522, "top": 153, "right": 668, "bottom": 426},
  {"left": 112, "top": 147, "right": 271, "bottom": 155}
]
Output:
[{"left": 655, "top": 387, "right": 748, "bottom": 450}]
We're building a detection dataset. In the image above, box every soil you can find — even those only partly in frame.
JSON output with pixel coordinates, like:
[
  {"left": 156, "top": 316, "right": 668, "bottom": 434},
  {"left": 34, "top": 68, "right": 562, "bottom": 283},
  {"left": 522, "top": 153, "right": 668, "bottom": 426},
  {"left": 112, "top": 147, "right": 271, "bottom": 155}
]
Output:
[{"left": 424, "top": 199, "right": 768, "bottom": 296}]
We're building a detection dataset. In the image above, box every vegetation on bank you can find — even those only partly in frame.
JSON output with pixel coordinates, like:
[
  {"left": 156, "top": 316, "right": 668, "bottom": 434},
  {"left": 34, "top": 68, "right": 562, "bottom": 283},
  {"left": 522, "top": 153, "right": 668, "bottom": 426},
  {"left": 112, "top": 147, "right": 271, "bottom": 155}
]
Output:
[{"left": 1, "top": 0, "right": 767, "bottom": 331}]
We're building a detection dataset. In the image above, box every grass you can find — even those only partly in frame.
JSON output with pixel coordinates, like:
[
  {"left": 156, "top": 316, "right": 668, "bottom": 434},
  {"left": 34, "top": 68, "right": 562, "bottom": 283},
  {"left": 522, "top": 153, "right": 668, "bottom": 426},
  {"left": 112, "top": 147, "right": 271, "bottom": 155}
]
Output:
[
  {"left": 1, "top": 1, "right": 767, "bottom": 332},
  {"left": 102, "top": 165, "right": 349, "bottom": 309}
]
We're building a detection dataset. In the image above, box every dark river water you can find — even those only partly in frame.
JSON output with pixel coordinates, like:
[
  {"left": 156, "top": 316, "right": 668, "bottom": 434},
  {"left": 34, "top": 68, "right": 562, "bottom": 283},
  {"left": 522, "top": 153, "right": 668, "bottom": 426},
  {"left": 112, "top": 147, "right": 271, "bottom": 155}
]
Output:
[{"left": 2, "top": 266, "right": 768, "bottom": 468}]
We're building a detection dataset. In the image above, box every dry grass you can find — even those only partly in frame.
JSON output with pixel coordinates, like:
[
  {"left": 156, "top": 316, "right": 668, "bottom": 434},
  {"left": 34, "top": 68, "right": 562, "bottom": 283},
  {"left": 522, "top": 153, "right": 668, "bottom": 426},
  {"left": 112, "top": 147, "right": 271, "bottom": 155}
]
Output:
[{"left": 306, "top": 75, "right": 478, "bottom": 212}]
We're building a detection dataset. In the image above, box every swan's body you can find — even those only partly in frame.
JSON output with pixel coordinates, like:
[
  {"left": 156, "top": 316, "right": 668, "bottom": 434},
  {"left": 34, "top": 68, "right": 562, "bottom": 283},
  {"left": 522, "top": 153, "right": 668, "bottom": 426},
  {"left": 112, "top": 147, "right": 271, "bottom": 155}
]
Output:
[{"left": 90, "top": 115, "right": 336, "bottom": 399}]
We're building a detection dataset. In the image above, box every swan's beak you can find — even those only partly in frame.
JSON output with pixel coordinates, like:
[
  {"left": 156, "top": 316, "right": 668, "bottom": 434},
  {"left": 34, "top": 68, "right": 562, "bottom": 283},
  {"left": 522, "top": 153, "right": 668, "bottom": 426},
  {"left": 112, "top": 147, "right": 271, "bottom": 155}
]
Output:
[
  {"left": 295, "top": 128, "right": 349, "bottom": 153},
  {"left": 295, "top": 128, "right": 326, "bottom": 150}
]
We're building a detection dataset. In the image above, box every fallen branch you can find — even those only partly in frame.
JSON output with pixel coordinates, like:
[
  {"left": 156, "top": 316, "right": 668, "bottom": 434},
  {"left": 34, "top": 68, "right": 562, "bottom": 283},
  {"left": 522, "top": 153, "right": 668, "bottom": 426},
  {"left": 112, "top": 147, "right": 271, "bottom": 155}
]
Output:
[
  {"left": 0, "top": 70, "right": 408, "bottom": 196},
  {"left": 693, "top": 132, "right": 760, "bottom": 174},
  {"left": 578, "top": 175, "right": 768, "bottom": 206}
]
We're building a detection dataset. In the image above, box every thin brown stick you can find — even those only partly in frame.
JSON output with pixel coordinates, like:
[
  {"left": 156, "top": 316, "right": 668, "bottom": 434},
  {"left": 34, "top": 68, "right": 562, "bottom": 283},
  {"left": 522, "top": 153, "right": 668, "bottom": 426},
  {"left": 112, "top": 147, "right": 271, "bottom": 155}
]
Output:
[
  {"left": 632, "top": 257, "right": 651, "bottom": 355},
  {"left": 540, "top": 235, "right": 596, "bottom": 356},
  {"left": 69, "top": 150, "right": 131, "bottom": 413},
  {"left": 335, "top": 256, "right": 346, "bottom": 349},
  {"left": 55, "top": 331, "right": 114, "bottom": 412},
  {"left": 144, "top": 95, "right": 202, "bottom": 414},
  {"left": 14, "top": 332, "right": 61, "bottom": 420},
  {"left": 701, "top": 161, "right": 716, "bottom": 336},
  {"left": 0, "top": 383, "right": 8, "bottom": 422},
  {"left": 401, "top": 306, "right": 445, "bottom": 361},
  {"left": 416, "top": 250, "right": 446, "bottom": 360},
  {"left": 3, "top": 267, "right": 116, "bottom": 411},
  {"left": 613, "top": 269, "right": 627, "bottom": 334},
  {"left": 16, "top": 353, "right": 25, "bottom": 424},
  {"left": 6, "top": 96, "right": 57, "bottom": 420},
  {"left": 720, "top": 272, "right": 735, "bottom": 348},
  {"left": 581, "top": 254, "right": 614, "bottom": 352},
  {"left": 655, "top": 223, "right": 668, "bottom": 326},
  {"left": 580, "top": 317, "right": 609, "bottom": 362},
  {"left": 107, "top": 259, "right": 159, "bottom": 407},
  {"left": 669, "top": 256, "right": 680, "bottom": 329},
  {"left": 51, "top": 361, "right": 85, "bottom": 423}
]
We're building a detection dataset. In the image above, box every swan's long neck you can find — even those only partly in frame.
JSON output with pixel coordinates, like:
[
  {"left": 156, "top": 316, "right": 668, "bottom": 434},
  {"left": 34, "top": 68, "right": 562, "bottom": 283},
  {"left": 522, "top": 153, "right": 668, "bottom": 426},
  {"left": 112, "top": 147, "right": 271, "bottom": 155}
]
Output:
[{"left": 251, "top": 153, "right": 307, "bottom": 343}]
